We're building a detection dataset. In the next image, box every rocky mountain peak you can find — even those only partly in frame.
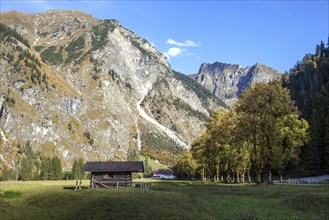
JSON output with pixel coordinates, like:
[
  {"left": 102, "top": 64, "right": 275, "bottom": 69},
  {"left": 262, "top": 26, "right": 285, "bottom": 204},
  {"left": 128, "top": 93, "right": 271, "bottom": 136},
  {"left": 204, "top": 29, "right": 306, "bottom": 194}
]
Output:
[
  {"left": 199, "top": 62, "right": 241, "bottom": 75},
  {"left": 39, "top": 9, "right": 98, "bottom": 27},
  {"left": 191, "top": 61, "right": 281, "bottom": 106}
]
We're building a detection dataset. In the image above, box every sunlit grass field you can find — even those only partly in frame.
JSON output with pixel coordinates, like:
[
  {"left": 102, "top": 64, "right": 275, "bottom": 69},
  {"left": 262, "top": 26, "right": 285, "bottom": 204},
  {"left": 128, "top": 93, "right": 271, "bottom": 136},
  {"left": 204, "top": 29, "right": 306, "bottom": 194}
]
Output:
[{"left": 1, "top": 179, "right": 328, "bottom": 219}]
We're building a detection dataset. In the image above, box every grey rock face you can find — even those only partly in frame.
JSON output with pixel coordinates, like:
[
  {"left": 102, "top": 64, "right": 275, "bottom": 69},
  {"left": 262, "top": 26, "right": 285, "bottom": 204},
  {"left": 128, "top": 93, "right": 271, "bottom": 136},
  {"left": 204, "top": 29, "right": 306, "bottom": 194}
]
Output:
[{"left": 191, "top": 62, "right": 281, "bottom": 106}]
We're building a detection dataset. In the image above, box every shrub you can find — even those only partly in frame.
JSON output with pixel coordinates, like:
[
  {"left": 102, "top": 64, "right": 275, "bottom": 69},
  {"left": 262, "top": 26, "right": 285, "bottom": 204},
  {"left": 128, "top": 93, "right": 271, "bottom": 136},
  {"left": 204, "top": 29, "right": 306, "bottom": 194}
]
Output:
[
  {"left": 5, "top": 96, "right": 15, "bottom": 107},
  {"left": 65, "top": 36, "right": 85, "bottom": 53},
  {"left": 65, "top": 51, "right": 83, "bottom": 64},
  {"left": 40, "top": 46, "right": 63, "bottom": 65},
  {"left": 130, "top": 39, "right": 154, "bottom": 58},
  {"left": 34, "top": 46, "right": 44, "bottom": 52}
]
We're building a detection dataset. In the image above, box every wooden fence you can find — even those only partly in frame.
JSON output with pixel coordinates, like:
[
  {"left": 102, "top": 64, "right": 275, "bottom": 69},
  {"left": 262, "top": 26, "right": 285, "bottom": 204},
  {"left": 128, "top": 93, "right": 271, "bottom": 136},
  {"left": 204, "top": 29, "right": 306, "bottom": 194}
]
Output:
[{"left": 89, "top": 177, "right": 151, "bottom": 190}]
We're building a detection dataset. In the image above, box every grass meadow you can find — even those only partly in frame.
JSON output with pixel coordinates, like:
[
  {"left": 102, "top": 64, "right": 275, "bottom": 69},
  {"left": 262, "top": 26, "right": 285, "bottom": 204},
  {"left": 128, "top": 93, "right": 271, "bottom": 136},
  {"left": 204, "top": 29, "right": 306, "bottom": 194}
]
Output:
[{"left": 0, "top": 179, "right": 328, "bottom": 220}]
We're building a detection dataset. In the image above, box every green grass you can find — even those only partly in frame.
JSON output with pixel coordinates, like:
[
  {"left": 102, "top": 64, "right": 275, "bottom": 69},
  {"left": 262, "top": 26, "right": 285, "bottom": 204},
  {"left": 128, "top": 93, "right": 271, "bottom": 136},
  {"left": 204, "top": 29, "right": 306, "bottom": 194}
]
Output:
[{"left": 0, "top": 180, "right": 328, "bottom": 219}]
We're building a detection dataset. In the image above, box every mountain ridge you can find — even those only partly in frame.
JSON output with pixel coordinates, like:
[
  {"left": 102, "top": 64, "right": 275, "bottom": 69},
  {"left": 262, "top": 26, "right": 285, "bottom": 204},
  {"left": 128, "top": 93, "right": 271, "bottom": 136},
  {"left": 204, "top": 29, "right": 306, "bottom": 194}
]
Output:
[
  {"left": 0, "top": 10, "right": 224, "bottom": 170},
  {"left": 189, "top": 61, "right": 281, "bottom": 106}
]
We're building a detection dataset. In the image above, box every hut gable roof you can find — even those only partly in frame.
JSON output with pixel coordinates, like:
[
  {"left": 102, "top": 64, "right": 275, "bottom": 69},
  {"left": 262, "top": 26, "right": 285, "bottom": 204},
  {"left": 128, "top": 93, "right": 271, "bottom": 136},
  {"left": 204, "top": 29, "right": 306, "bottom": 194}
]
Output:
[{"left": 83, "top": 161, "right": 144, "bottom": 172}]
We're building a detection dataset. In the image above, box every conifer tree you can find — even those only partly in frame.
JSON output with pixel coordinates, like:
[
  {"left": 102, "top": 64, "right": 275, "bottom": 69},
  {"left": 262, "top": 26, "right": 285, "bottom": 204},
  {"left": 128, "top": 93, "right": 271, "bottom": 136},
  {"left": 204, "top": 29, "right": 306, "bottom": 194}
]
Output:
[
  {"left": 40, "top": 157, "right": 51, "bottom": 180},
  {"left": 52, "top": 156, "right": 62, "bottom": 180},
  {"left": 72, "top": 158, "right": 85, "bottom": 180},
  {"left": 20, "top": 157, "right": 33, "bottom": 180},
  {"left": 288, "top": 40, "right": 329, "bottom": 174}
]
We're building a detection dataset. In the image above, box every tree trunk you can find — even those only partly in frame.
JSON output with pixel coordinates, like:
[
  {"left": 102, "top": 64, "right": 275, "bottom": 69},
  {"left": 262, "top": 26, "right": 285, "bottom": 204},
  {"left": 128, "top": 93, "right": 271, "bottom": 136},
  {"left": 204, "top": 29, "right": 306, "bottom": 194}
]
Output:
[
  {"left": 201, "top": 168, "right": 205, "bottom": 181},
  {"left": 216, "top": 166, "right": 219, "bottom": 181},
  {"left": 241, "top": 173, "right": 245, "bottom": 183},
  {"left": 268, "top": 168, "right": 273, "bottom": 184},
  {"left": 256, "top": 172, "right": 261, "bottom": 184},
  {"left": 279, "top": 174, "right": 283, "bottom": 182},
  {"left": 247, "top": 166, "right": 251, "bottom": 183},
  {"left": 236, "top": 173, "right": 240, "bottom": 183}
]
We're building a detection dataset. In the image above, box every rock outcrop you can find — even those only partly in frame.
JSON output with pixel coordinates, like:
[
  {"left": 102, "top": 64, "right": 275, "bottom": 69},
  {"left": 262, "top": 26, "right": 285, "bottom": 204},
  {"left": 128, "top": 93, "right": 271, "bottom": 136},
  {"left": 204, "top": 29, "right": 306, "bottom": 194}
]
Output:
[{"left": 190, "top": 62, "right": 281, "bottom": 106}]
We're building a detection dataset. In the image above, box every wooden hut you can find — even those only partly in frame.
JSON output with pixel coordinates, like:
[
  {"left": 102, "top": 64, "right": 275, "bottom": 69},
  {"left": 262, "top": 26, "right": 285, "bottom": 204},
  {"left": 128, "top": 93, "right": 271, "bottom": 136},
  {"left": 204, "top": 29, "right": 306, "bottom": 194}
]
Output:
[{"left": 83, "top": 161, "right": 144, "bottom": 189}]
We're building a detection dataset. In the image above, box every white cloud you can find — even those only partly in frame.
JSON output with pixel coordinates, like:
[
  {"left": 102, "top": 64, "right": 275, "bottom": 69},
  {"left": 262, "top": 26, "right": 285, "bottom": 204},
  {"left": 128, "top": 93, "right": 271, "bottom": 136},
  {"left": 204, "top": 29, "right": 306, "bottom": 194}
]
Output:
[
  {"left": 166, "top": 38, "right": 200, "bottom": 47},
  {"left": 163, "top": 38, "right": 200, "bottom": 60},
  {"left": 167, "top": 47, "right": 185, "bottom": 57},
  {"left": 163, "top": 47, "right": 185, "bottom": 60}
]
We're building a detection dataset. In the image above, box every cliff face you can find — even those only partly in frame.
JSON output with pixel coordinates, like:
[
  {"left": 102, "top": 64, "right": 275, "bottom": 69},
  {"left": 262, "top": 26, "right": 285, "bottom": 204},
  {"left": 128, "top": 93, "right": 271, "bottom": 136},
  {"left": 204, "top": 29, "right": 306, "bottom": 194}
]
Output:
[
  {"left": 190, "top": 62, "right": 281, "bottom": 106},
  {"left": 0, "top": 10, "right": 225, "bottom": 169}
]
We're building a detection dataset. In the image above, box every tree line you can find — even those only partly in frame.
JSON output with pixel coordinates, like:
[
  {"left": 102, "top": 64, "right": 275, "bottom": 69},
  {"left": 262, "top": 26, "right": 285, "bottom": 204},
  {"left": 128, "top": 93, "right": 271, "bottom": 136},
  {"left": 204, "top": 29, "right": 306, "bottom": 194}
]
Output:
[
  {"left": 0, "top": 142, "right": 86, "bottom": 181},
  {"left": 175, "top": 80, "right": 309, "bottom": 184},
  {"left": 286, "top": 39, "right": 329, "bottom": 174},
  {"left": 0, "top": 23, "right": 30, "bottom": 48}
]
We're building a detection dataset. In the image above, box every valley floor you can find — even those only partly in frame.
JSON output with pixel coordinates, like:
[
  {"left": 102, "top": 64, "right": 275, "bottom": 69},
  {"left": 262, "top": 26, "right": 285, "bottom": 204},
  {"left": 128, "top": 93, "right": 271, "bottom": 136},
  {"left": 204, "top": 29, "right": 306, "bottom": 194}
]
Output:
[{"left": 0, "top": 179, "right": 328, "bottom": 220}]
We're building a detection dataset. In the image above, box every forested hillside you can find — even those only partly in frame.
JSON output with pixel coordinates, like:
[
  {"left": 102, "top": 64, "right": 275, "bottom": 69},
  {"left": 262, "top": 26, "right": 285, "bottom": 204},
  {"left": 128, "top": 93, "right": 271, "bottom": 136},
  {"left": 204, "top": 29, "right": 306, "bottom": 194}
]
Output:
[{"left": 287, "top": 39, "right": 329, "bottom": 174}]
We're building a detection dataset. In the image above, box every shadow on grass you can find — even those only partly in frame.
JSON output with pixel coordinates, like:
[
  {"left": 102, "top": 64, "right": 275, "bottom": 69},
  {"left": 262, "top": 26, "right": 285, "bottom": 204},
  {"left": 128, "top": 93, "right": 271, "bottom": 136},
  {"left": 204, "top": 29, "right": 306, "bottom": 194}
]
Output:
[{"left": 63, "top": 186, "right": 89, "bottom": 190}]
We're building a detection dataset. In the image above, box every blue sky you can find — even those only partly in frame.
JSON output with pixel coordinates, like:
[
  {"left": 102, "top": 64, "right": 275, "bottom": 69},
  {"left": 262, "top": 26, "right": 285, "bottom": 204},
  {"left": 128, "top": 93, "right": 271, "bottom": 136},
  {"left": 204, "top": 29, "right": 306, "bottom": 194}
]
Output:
[{"left": 1, "top": 1, "right": 328, "bottom": 74}]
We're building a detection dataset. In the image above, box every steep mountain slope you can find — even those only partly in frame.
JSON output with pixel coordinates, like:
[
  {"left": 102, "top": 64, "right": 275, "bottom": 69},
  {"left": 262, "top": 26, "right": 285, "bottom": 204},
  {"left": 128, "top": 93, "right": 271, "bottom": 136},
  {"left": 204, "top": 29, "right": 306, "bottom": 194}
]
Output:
[
  {"left": 0, "top": 10, "right": 225, "bottom": 170},
  {"left": 287, "top": 41, "right": 329, "bottom": 174},
  {"left": 190, "top": 62, "right": 281, "bottom": 106}
]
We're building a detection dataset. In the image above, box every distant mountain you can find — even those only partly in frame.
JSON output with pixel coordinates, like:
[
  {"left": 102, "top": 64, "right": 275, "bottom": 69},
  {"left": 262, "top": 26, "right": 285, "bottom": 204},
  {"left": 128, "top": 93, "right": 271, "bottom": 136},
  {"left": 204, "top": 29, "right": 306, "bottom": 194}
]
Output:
[
  {"left": 189, "top": 62, "right": 281, "bottom": 106},
  {"left": 0, "top": 10, "right": 225, "bottom": 170}
]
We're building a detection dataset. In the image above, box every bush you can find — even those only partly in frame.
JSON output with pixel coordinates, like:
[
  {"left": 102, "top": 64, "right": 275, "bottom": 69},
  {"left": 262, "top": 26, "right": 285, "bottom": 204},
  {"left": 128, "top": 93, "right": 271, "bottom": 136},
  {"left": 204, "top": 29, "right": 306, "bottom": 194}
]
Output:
[
  {"left": 34, "top": 46, "right": 44, "bottom": 52},
  {"left": 63, "top": 171, "right": 74, "bottom": 180},
  {"left": 65, "top": 51, "right": 83, "bottom": 64},
  {"left": 40, "top": 46, "right": 63, "bottom": 65},
  {"left": 5, "top": 96, "right": 15, "bottom": 107},
  {"left": 0, "top": 169, "right": 16, "bottom": 181},
  {"left": 130, "top": 39, "right": 154, "bottom": 58},
  {"left": 91, "top": 20, "right": 116, "bottom": 50},
  {"left": 65, "top": 36, "right": 85, "bottom": 53}
]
